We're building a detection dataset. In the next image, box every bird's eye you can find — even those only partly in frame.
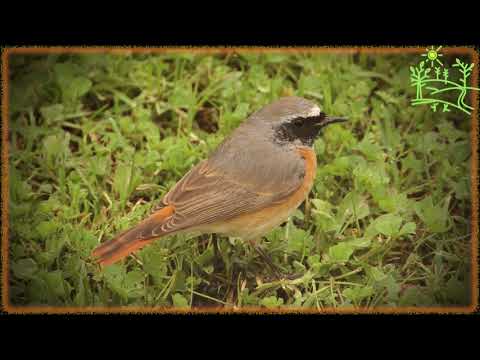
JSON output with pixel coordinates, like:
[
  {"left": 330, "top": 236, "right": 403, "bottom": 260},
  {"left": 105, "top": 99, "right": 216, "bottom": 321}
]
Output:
[{"left": 293, "top": 118, "right": 303, "bottom": 127}]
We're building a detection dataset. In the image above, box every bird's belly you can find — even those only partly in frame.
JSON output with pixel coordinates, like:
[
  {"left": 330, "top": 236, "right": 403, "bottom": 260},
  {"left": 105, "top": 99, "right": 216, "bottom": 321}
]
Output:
[{"left": 216, "top": 198, "right": 305, "bottom": 239}]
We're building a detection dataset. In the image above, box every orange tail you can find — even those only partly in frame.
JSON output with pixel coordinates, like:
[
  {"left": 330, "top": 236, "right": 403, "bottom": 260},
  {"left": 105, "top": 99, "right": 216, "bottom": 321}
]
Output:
[{"left": 92, "top": 205, "right": 175, "bottom": 266}]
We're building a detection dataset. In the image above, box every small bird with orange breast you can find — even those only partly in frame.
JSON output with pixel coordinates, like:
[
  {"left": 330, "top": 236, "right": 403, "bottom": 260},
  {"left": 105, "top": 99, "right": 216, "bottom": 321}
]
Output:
[{"left": 92, "top": 96, "right": 347, "bottom": 274}]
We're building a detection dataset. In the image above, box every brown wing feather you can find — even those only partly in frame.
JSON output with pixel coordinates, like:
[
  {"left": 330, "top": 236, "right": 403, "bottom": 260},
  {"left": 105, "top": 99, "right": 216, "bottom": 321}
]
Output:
[{"left": 153, "top": 154, "right": 304, "bottom": 235}]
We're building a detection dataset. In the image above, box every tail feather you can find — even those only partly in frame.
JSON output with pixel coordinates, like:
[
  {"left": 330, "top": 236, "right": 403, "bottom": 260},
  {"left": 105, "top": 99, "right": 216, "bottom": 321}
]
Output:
[{"left": 92, "top": 205, "right": 175, "bottom": 266}]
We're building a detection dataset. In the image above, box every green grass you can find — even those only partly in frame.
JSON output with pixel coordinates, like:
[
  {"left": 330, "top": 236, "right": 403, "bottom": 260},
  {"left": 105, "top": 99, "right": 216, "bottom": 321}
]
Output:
[{"left": 7, "top": 51, "right": 473, "bottom": 308}]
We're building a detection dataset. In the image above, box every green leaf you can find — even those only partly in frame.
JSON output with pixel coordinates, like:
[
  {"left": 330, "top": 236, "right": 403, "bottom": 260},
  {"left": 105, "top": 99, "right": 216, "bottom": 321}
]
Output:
[
  {"left": 374, "top": 213, "right": 403, "bottom": 237},
  {"left": 314, "top": 137, "right": 325, "bottom": 155},
  {"left": 42, "top": 132, "right": 71, "bottom": 170},
  {"left": 172, "top": 270, "right": 187, "bottom": 292},
  {"left": 398, "top": 222, "right": 416, "bottom": 237},
  {"left": 345, "top": 237, "right": 372, "bottom": 249},
  {"left": 307, "top": 254, "right": 321, "bottom": 267},
  {"left": 437, "top": 120, "right": 465, "bottom": 142},
  {"left": 287, "top": 224, "right": 314, "bottom": 254},
  {"left": 399, "top": 286, "right": 432, "bottom": 306},
  {"left": 113, "top": 162, "right": 132, "bottom": 204},
  {"left": 44, "top": 235, "right": 67, "bottom": 262},
  {"left": 125, "top": 270, "right": 145, "bottom": 289},
  {"left": 53, "top": 62, "right": 92, "bottom": 102},
  {"left": 321, "top": 155, "right": 357, "bottom": 176},
  {"left": 369, "top": 267, "right": 387, "bottom": 282},
  {"left": 26, "top": 277, "right": 48, "bottom": 303},
  {"left": 328, "top": 242, "right": 354, "bottom": 263},
  {"left": 291, "top": 209, "right": 304, "bottom": 221},
  {"left": 141, "top": 251, "right": 167, "bottom": 282},
  {"left": 103, "top": 264, "right": 124, "bottom": 280},
  {"left": 311, "top": 199, "right": 337, "bottom": 232},
  {"left": 40, "top": 104, "right": 65, "bottom": 125},
  {"left": 172, "top": 293, "right": 189, "bottom": 307},
  {"left": 343, "top": 286, "right": 374, "bottom": 302},
  {"left": 68, "top": 77, "right": 92, "bottom": 100},
  {"left": 169, "top": 82, "right": 196, "bottom": 109},
  {"left": 38, "top": 183, "right": 53, "bottom": 194},
  {"left": 12, "top": 258, "right": 38, "bottom": 279},
  {"left": 54, "top": 62, "right": 77, "bottom": 84},
  {"left": 195, "top": 246, "right": 215, "bottom": 267},
  {"left": 445, "top": 277, "right": 469, "bottom": 304},
  {"left": 418, "top": 132, "right": 440, "bottom": 154},
  {"left": 74, "top": 276, "right": 87, "bottom": 306},
  {"left": 402, "top": 153, "right": 423, "bottom": 173},
  {"left": 376, "top": 90, "right": 400, "bottom": 105},
  {"left": 103, "top": 264, "right": 128, "bottom": 299},
  {"left": 451, "top": 177, "right": 470, "bottom": 201},
  {"left": 37, "top": 220, "right": 60, "bottom": 238},
  {"left": 354, "top": 133, "right": 383, "bottom": 161},
  {"left": 260, "top": 296, "right": 284, "bottom": 308},
  {"left": 337, "top": 191, "right": 370, "bottom": 225},
  {"left": 376, "top": 190, "right": 409, "bottom": 214},
  {"left": 353, "top": 162, "right": 390, "bottom": 194},
  {"left": 43, "top": 270, "right": 66, "bottom": 298},
  {"left": 324, "top": 125, "right": 357, "bottom": 149},
  {"left": 293, "top": 260, "right": 306, "bottom": 272},
  {"left": 383, "top": 275, "right": 401, "bottom": 302},
  {"left": 264, "top": 54, "right": 289, "bottom": 64},
  {"left": 414, "top": 196, "right": 449, "bottom": 233},
  {"left": 90, "top": 155, "right": 110, "bottom": 177},
  {"left": 63, "top": 256, "right": 82, "bottom": 279}
]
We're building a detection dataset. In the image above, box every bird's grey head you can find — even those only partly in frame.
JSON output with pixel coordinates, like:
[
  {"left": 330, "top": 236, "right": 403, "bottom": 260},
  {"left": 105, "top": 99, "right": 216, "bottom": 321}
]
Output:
[{"left": 250, "top": 96, "right": 348, "bottom": 147}]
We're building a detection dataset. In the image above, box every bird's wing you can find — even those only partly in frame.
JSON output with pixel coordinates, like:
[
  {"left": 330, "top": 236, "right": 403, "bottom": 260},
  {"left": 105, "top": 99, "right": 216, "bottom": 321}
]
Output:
[{"left": 153, "top": 141, "right": 306, "bottom": 235}]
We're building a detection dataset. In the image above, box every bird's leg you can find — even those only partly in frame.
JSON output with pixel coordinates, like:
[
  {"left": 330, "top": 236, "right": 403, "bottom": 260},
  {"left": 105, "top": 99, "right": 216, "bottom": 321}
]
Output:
[
  {"left": 248, "top": 239, "right": 285, "bottom": 280},
  {"left": 249, "top": 239, "right": 304, "bottom": 281},
  {"left": 211, "top": 233, "right": 227, "bottom": 274},
  {"left": 212, "top": 233, "right": 220, "bottom": 259}
]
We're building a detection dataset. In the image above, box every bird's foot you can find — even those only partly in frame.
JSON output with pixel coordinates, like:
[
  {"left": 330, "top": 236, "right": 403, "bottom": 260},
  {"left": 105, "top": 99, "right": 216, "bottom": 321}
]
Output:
[{"left": 250, "top": 243, "right": 301, "bottom": 281}]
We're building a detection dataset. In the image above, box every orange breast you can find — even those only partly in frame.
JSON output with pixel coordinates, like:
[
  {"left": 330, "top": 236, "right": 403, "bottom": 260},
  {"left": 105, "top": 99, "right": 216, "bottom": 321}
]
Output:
[{"left": 201, "top": 146, "right": 317, "bottom": 240}]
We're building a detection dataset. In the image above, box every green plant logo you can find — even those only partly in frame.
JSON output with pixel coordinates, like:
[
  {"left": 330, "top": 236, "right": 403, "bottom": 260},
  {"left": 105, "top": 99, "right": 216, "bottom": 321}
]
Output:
[{"left": 410, "top": 46, "right": 479, "bottom": 115}]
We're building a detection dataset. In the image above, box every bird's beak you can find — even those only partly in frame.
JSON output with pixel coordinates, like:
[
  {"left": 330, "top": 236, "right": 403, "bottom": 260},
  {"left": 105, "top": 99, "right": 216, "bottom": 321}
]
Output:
[{"left": 316, "top": 116, "right": 348, "bottom": 127}]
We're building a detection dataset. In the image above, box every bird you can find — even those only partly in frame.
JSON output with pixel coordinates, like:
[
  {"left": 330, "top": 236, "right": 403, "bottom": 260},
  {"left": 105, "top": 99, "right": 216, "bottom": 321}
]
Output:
[{"left": 92, "top": 96, "right": 347, "bottom": 271}]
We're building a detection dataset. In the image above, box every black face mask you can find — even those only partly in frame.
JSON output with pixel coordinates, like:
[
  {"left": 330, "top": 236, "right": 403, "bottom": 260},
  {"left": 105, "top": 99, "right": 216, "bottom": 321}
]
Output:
[{"left": 274, "top": 113, "right": 348, "bottom": 147}]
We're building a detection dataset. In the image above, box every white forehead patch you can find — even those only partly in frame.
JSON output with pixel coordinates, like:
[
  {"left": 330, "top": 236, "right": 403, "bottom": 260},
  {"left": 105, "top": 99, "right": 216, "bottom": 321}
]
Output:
[{"left": 305, "top": 105, "right": 321, "bottom": 117}]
